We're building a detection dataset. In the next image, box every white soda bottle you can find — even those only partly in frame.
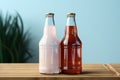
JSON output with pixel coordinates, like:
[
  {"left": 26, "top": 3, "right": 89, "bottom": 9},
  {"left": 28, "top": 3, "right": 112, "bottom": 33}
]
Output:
[{"left": 39, "top": 13, "right": 60, "bottom": 74}]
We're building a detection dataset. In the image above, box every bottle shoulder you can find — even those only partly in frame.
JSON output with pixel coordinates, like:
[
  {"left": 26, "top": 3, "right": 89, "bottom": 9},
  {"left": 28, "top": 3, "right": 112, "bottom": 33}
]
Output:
[
  {"left": 39, "top": 35, "right": 60, "bottom": 46},
  {"left": 61, "top": 36, "right": 82, "bottom": 46}
]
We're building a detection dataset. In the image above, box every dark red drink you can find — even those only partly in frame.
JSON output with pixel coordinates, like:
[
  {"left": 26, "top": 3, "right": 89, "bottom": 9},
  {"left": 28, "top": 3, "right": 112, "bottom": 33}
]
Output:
[{"left": 61, "top": 13, "right": 82, "bottom": 74}]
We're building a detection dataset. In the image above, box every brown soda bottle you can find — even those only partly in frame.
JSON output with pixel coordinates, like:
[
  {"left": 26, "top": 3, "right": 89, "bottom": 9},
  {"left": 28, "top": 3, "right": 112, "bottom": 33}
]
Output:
[{"left": 60, "top": 13, "right": 82, "bottom": 74}]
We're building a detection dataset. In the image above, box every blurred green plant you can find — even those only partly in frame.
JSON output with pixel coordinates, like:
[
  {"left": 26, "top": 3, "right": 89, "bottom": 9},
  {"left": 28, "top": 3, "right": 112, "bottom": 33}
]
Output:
[{"left": 0, "top": 11, "right": 31, "bottom": 63}]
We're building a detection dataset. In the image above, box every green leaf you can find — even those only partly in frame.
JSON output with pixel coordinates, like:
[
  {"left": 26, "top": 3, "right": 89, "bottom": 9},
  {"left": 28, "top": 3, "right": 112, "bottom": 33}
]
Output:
[
  {"left": 0, "top": 39, "right": 3, "bottom": 63},
  {"left": 0, "top": 11, "right": 32, "bottom": 63}
]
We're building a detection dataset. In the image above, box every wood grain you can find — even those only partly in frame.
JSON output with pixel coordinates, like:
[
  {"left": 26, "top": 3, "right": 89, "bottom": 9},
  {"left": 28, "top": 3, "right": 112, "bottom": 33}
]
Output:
[
  {"left": 109, "top": 64, "right": 120, "bottom": 76},
  {"left": 0, "top": 64, "right": 119, "bottom": 80}
]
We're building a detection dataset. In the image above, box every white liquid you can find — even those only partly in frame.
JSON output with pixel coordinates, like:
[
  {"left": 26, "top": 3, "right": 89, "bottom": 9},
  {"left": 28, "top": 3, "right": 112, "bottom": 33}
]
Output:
[{"left": 39, "top": 26, "right": 60, "bottom": 74}]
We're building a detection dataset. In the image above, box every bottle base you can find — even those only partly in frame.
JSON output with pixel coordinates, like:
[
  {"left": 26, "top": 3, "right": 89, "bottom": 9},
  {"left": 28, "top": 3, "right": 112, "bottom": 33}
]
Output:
[
  {"left": 39, "top": 67, "right": 60, "bottom": 74},
  {"left": 40, "top": 71, "right": 60, "bottom": 74},
  {"left": 61, "top": 68, "right": 82, "bottom": 74},
  {"left": 62, "top": 70, "right": 82, "bottom": 74}
]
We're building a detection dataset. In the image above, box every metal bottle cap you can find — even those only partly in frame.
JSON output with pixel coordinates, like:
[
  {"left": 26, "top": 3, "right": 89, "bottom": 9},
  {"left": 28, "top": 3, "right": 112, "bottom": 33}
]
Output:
[
  {"left": 67, "top": 13, "right": 76, "bottom": 17},
  {"left": 46, "top": 13, "right": 54, "bottom": 17}
]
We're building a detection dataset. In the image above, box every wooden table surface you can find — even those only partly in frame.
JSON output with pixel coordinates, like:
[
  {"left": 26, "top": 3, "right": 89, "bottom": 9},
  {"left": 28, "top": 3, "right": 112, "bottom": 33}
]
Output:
[{"left": 0, "top": 64, "right": 119, "bottom": 80}]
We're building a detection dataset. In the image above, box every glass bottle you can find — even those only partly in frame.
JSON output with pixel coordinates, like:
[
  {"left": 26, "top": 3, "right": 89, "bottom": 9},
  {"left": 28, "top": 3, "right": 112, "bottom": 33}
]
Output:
[
  {"left": 39, "top": 13, "right": 60, "bottom": 74},
  {"left": 60, "top": 13, "right": 82, "bottom": 74}
]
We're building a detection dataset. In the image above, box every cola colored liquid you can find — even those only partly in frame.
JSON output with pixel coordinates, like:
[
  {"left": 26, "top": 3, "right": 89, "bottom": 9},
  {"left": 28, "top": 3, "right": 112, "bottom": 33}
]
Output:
[{"left": 61, "top": 26, "right": 82, "bottom": 74}]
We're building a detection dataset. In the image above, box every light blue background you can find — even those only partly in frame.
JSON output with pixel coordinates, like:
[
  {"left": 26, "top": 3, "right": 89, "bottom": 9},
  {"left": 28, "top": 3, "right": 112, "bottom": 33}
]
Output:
[{"left": 0, "top": 0, "right": 120, "bottom": 63}]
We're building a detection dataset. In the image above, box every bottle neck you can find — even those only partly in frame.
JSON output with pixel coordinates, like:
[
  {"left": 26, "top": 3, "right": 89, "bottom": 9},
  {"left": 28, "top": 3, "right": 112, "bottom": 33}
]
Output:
[
  {"left": 66, "top": 16, "right": 76, "bottom": 26},
  {"left": 65, "top": 16, "right": 78, "bottom": 36},
  {"left": 44, "top": 16, "right": 56, "bottom": 36},
  {"left": 45, "top": 16, "right": 55, "bottom": 27}
]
